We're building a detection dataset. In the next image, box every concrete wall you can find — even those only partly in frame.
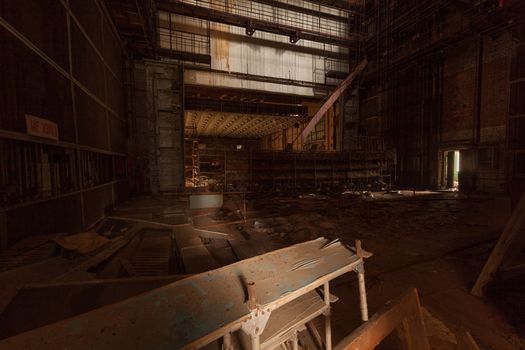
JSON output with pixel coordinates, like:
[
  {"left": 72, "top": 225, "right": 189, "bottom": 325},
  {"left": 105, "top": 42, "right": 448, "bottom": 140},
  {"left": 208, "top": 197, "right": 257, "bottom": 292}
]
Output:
[{"left": 130, "top": 61, "right": 185, "bottom": 193}]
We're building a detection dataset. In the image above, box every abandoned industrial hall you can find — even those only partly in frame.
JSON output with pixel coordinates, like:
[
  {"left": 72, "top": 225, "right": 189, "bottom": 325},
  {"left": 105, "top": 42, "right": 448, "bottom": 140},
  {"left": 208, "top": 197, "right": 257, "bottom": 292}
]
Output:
[{"left": 0, "top": 0, "right": 524, "bottom": 349}]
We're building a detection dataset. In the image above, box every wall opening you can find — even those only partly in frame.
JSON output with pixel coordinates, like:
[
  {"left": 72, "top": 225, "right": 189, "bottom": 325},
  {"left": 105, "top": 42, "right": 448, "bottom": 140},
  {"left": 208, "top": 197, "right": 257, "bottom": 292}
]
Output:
[{"left": 444, "top": 150, "right": 460, "bottom": 190}]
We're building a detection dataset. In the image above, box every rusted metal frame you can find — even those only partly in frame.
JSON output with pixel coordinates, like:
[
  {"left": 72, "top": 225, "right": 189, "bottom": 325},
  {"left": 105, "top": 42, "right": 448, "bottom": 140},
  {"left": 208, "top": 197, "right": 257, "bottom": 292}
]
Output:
[
  {"left": 334, "top": 288, "right": 430, "bottom": 350},
  {"left": 156, "top": 0, "right": 358, "bottom": 46},
  {"left": 301, "top": 59, "right": 368, "bottom": 141},
  {"left": 186, "top": 65, "right": 337, "bottom": 90}
]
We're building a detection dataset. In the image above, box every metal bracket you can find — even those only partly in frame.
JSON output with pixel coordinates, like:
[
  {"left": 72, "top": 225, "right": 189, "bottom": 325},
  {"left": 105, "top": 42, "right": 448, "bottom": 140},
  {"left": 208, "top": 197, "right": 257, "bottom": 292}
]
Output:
[
  {"left": 354, "top": 262, "right": 365, "bottom": 274},
  {"left": 322, "top": 306, "right": 331, "bottom": 317},
  {"left": 241, "top": 308, "right": 272, "bottom": 337}
]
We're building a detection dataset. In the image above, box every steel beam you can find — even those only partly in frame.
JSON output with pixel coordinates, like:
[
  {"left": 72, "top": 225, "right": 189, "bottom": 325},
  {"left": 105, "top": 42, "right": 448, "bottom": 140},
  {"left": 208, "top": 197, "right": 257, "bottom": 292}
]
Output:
[
  {"left": 301, "top": 59, "right": 367, "bottom": 140},
  {"left": 186, "top": 65, "right": 336, "bottom": 90},
  {"left": 156, "top": 0, "right": 360, "bottom": 46},
  {"left": 185, "top": 98, "right": 307, "bottom": 116},
  {"left": 184, "top": 85, "right": 324, "bottom": 104}
]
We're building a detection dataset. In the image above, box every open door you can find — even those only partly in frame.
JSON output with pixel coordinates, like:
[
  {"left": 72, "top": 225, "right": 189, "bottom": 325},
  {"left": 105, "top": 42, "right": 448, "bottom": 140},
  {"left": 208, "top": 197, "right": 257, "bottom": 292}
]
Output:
[{"left": 444, "top": 150, "right": 460, "bottom": 190}]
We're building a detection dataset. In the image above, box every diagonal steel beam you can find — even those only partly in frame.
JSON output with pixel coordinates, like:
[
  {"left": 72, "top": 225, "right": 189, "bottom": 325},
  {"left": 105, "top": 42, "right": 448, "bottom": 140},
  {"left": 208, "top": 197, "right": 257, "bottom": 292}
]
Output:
[{"left": 301, "top": 59, "right": 367, "bottom": 141}]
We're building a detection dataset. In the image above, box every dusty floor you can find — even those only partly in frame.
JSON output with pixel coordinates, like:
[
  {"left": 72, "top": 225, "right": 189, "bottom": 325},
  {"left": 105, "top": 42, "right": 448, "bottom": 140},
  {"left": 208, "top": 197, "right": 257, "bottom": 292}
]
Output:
[
  {"left": 0, "top": 190, "right": 523, "bottom": 349},
  {"left": 210, "top": 191, "right": 524, "bottom": 350}
]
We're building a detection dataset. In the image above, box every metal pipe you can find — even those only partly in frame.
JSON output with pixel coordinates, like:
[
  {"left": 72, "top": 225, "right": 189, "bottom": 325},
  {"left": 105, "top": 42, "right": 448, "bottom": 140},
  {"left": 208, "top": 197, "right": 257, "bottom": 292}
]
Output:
[
  {"left": 250, "top": 334, "right": 261, "bottom": 350},
  {"left": 323, "top": 282, "right": 332, "bottom": 350},
  {"left": 357, "top": 262, "right": 369, "bottom": 322},
  {"left": 223, "top": 333, "right": 233, "bottom": 350}
]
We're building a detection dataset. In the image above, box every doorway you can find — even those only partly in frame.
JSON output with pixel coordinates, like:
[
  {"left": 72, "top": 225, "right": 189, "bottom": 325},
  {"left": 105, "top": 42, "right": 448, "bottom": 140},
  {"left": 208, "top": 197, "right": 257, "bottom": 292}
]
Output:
[{"left": 445, "top": 150, "right": 460, "bottom": 190}]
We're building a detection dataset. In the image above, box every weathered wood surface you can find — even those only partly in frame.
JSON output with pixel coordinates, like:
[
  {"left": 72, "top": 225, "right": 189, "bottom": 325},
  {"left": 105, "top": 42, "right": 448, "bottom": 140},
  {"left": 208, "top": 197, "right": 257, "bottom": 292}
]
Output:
[
  {"left": 260, "top": 291, "right": 326, "bottom": 348},
  {"left": 1, "top": 238, "right": 361, "bottom": 350},
  {"left": 471, "top": 192, "right": 525, "bottom": 296},
  {"left": 334, "top": 288, "right": 430, "bottom": 350}
]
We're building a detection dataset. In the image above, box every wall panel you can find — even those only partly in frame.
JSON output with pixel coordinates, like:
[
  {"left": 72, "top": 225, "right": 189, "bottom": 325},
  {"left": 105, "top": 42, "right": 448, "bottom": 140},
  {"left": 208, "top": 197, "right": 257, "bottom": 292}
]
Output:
[
  {"left": 0, "top": 0, "right": 69, "bottom": 69},
  {"left": 75, "top": 87, "right": 109, "bottom": 151},
  {"left": 0, "top": 0, "right": 127, "bottom": 248}
]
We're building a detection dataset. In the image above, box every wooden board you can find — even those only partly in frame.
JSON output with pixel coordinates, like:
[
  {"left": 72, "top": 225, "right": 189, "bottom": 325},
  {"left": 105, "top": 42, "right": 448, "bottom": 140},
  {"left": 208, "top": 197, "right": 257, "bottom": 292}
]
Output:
[
  {"left": 180, "top": 245, "right": 221, "bottom": 273},
  {"left": 0, "top": 238, "right": 361, "bottom": 350},
  {"left": 334, "top": 288, "right": 430, "bottom": 350},
  {"left": 261, "top": 290, "right": 326, "bottom": 349},
  {"left": 471, "top": 193, "right": 525, "bottom": 296}
]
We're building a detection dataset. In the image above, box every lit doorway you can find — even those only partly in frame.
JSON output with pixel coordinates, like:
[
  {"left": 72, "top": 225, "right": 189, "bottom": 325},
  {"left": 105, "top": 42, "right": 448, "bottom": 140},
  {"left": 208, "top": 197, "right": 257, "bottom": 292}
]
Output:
[{"left": 445, "top": 150, "right": 460, "bottom": 190}]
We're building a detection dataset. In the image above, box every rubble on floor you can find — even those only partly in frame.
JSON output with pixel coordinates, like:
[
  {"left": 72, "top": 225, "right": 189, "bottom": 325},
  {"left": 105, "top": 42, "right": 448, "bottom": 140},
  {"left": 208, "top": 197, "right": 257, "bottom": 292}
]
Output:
[{"left": 0, "top": 191, "right": 522, "bottom": 349}]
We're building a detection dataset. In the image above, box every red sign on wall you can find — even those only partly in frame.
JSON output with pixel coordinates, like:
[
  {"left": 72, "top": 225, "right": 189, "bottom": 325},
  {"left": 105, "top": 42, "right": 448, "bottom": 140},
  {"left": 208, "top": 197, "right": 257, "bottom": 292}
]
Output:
[{"left": 25, "top": 114, "right": 59, "bottom": 141}]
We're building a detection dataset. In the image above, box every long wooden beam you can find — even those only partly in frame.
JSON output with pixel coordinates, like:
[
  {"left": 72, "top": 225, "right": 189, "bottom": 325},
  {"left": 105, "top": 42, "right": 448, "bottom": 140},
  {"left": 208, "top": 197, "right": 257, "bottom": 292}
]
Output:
[
  {"left": 301, "top": 59, "right": 367, "bottom": 141},
  {"left": 334, "top": 288, "right": 430, "bottom": 350},
  {"left": 471, "top": 192, "right": 525, "bottom": 296}
]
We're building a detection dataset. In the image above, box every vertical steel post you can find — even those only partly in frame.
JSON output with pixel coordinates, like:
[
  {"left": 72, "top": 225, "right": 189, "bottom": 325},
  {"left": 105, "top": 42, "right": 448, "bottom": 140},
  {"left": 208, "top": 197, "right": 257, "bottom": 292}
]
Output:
[
  {"left": 323, "top": 282, "right": 332, "bottom": 350},
  {"left": 357, "top": 262, "right": 369, "bottom": 322}
]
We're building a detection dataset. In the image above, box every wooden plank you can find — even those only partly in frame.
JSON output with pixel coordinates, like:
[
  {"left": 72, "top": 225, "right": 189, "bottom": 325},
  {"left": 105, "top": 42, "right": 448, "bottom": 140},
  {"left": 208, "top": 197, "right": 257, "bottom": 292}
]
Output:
[
  {"left": 499, "top": 261, "right": 525, "bottom": 280},
  {"left": 455, "top": 330, "right": 481, "bottom": 350},
  {"left": 0, "top": 275, "right": 189, "bottom": 340},
  {"left": 0, "top": 211, "right": 7, "bottom": 250},
  {"left": 471, "top": 193, "right": 525, "bottom": 296},
  {"left": 0, "top": 238, "right": 361, "bottom": 350},
  {"left": 180, "top": 245, "right": 221, "bottom": 273},
  {"left": 260, "top": 291, "right": 326, "bottom": 349},
  {"left": 301, "top": 59, "right": 367, "bottom": 140},
  {"left": 334, "top": 288, "right": 430, "bottom": 350}
]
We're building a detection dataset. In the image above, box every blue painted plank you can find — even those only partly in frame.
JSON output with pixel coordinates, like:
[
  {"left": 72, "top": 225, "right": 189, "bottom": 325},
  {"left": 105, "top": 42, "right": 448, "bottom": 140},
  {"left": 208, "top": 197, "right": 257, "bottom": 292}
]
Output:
[{"left": 1, "top": 238, "right": 360, "bottom": 350}]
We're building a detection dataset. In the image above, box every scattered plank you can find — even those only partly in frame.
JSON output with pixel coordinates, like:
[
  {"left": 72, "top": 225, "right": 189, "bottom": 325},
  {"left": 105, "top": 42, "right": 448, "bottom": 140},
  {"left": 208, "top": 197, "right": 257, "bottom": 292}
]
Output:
[
  {"left": 334, "top": 288, "right": 430, "bottom": 350},
  {"left": 471, "top": 193, "right": 525, "bottom": 296},
  {"left": 301, "top": 59, "right": 368, "bottom": 140}
]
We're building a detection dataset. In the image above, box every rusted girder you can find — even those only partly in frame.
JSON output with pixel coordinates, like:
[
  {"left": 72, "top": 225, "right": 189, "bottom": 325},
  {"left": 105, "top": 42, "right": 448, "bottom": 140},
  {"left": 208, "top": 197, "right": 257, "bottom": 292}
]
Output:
[{"left": 301, "top": 58, "right": 367, "bottom": 141}]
